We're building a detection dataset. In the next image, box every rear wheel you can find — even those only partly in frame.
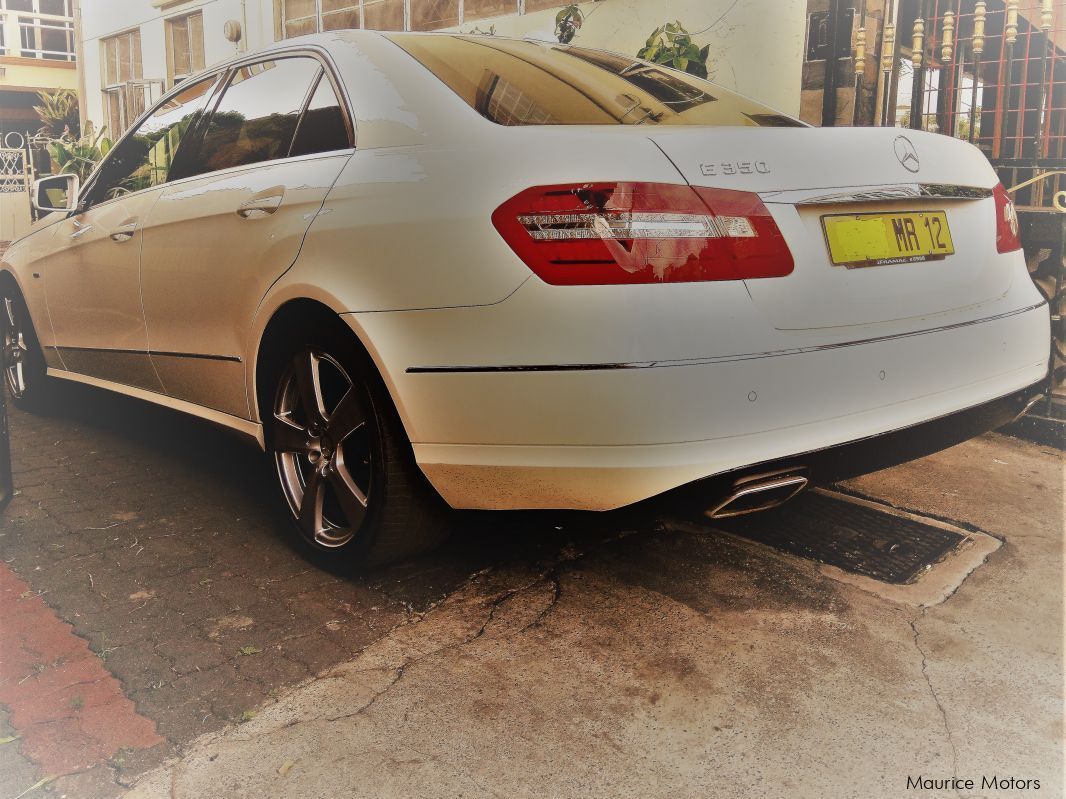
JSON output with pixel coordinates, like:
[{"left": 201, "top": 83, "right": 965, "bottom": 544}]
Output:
[
  {"left": 1, "top": 285, "right": 50, "bottom": 412},
  {"left": 264, "top": 327, "right": 449, "bottom": 571}
]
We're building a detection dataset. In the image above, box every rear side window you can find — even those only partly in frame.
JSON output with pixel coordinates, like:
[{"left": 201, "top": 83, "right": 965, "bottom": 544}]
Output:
[
  {"left": 290, "top": 73, "right": 351, "bottom": 157},
  {"left": 388, "top": 34, "right": 803, "bottom": 128},
  {"left": 187, "top": 57, "right": 322, "bottom": 175}
]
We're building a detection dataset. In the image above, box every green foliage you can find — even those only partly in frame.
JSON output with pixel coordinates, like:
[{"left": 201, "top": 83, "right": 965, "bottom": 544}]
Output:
[
  {"left": 636, "top": 21, "right": 712, "bottom": 79},
  {"left": 33, "top": 89, "right": 80, "bottom": 139},
  {"left": 555, "top": 4, "right": 583, "bottom": 44},
  {"left": 46, "top": 121, "right": 113, "bottom": 183}
]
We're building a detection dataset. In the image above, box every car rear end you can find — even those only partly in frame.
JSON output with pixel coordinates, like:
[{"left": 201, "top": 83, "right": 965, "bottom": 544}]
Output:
[{"left": 343, "top": 34, "right": 1050, "bottom": 511}]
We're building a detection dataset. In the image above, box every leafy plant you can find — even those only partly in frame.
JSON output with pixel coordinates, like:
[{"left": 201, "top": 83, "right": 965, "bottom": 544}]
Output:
[
  {"left": 637, "top": 22, "right": 712, "bottom": 79},
  {"left": 34, "top": 89, "right": 80, "bottom": 139},
  {"left": 46, "top": 121, "right": 112, "bottom": 183},
  {"left": 466, "top": 23, "right": 496, "bottom": 35},
  {"left": 555, "top": 4, "right": 583, "bottom": 44}
]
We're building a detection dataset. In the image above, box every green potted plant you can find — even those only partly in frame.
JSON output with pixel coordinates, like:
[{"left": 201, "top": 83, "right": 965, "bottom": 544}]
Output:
[
  {"left": 45, "top": 122, "right": 112, "bottom": 183},
  {"left": 555, "top": 4, "right": 583, "bottom": 44},
  {"left": 33, "top": 89, "right": 80, "bottom": 139},
  {"left": 637, "top": 22, "right": 712, "bottom": 79}
]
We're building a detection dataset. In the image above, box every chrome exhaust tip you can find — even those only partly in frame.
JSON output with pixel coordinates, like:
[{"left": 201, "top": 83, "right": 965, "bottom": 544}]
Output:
[
  {"left": 1011, "top": 393, "right": 1046, "bottom": 423},
  {"left": 706, "top": 470, "right": 809, "bottom": 520}
]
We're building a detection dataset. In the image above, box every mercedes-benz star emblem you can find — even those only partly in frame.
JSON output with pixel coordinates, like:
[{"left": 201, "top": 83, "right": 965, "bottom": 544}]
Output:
[{"left": 894, "top": 135, "right": 920, "bottom": 173}]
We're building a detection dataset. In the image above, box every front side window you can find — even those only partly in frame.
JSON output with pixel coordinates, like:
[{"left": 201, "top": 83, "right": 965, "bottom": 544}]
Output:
[
  {"left": 89, "top": 76, "right": 217, "bottom": 202},
  {"left": 184, "top": 57, "right": 324, "bottom": 176},
  {"left": 388, "top": 34, "right": 804, "bottom": 128},
  {"left": 165, "top": 12, "right": 205, "bottom": 87}
]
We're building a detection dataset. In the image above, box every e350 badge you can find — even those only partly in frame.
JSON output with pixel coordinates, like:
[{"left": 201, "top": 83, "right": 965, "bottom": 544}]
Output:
[{"left": 699, "top": 161, "right": 771, "bottom": 177}]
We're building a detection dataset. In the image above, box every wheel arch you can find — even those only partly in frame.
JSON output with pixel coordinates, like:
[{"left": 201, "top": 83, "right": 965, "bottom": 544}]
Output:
[
  {"left": 0, "top": 266, "right": 27, "bottom": 298},
  {"left": 250, "top": 296, "right": 415, "bottom": 441},
  {"left": 0, "top": 266, "right": 45, "bottom": 353}
]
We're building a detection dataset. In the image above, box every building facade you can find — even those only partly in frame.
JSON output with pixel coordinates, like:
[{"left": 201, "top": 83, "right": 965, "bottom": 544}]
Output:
[
  {"left": 0, "top": 0, "right": 77, "bottom": 145},
  {"left": 0, "top": 0, "right": 78, "bottom": 243},
  {"left": 75, "top": 0, "right": 807, "bottom": 140}
]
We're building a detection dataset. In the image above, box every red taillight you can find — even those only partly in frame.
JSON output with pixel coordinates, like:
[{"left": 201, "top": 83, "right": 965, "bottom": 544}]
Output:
[
  {"left": 491, "top": 182, "right": 794, "bottom": 285},
  {"left": 993, "top": 182, "right": 1022, "bottom": 254}
]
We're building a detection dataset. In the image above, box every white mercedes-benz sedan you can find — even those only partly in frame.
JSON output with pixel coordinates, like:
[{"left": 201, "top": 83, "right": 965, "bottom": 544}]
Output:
[{"left": 1, "top": 31, "right": 1050, "bottom": 568}]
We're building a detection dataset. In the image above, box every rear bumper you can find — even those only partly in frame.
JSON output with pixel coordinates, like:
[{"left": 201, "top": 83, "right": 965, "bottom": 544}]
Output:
[
  {"left": 682, "top": 380, "right": 1045, "bottom": 501},
  {"left": 348, "top": 290, "right": 1050, "bottom": 510},
  {"left": 413, "top": 377, "right": 1045, "bottom": 511},
  {"left": 396, "top": 302, "right": 1044, "bottom": 513}
]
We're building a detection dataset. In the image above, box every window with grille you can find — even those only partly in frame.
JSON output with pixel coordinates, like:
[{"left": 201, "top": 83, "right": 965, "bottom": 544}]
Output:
[
  {"left": 1, "top": 0, "right": 74, "bottom": 61},
  {"left": 275, "top": 0, "right": 586, "bottom": 36},
  {"left": 101, "top": 29, "right": 146, "bottom": 136},
  {"left": 165, "top": 12, "right": 205, "bottom": 87}
]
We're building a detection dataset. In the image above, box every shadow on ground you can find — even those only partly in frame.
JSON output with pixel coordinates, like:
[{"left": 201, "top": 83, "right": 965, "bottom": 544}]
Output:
[
  {"left": 25, "top": 379, "right": 670, "bottom": 596},
  {"left": 2, "top": 378, "right": 676, "bottom": 778}
]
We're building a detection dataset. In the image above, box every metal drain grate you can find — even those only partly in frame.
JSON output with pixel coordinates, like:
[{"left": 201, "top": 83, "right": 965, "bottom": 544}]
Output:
[{"left": 711, "top": 491, "right": 967, "bottom": 584}]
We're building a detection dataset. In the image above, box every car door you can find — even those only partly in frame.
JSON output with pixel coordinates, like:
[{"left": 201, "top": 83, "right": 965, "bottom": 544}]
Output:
[
  {"left": 42, "top": 75, "right": 220, "bottom": 391},
  {"left": 139, "top": 55, "right": 354, "bottom": 419}
]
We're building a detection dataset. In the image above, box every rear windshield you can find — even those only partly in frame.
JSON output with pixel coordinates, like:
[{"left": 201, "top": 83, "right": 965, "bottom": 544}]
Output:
[{"left": 387, "top": 34, "right": 803, "bottom": 128}]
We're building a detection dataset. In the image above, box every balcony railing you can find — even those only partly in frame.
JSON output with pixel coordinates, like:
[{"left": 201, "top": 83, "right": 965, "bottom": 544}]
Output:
[{"left": 0, "top": 10, "right": 75, "bottom": 62}]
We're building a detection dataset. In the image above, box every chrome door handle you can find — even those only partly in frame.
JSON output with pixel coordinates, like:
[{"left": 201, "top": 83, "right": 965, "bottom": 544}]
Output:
[
  {"left": 110, "top": 222, "right": 137, "bottom": 242},
  {"left": 70, "top": 224, "right": 93, "bottom": 239},
  {"left": 237, "top": 194, "right": 283, "bottom": 219}
]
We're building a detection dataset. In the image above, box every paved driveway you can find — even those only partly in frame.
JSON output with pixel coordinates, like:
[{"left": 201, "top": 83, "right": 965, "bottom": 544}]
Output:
[{"left": 0, "top": 380, "right": 1061, "bottom": 798}]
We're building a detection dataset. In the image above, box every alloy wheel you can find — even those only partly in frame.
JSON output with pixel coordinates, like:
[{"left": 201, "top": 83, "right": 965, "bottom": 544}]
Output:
[
  {"left": 272, "top": 349, "right": 374, "bottom": 549},
  {"left": 2, "top": 296, "right": 29, "bottom": 399}
]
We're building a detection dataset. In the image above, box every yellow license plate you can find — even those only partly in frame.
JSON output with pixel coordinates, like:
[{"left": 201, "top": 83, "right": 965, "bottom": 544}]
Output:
[{"left": 822, "top": 211, "right": 955, "bottom": 267}]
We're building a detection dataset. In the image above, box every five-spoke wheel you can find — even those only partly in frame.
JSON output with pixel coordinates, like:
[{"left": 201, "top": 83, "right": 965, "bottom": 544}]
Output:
[
  {"left": 3, "top": 296, "right": 30, "bottom": 399},
  {"left": 273, "top": 349, "right": 376, "bottom": 550},
  {"left": 263, "top": 320, "right": 450, "bottom": 571},
  {"left": 1, "top": 286, "right": 48, "bottom": 411}
]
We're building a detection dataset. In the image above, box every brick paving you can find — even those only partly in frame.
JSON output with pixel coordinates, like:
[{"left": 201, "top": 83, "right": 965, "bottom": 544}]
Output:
[
  {"left": 0, "top": 561, "right": 163, "bottom": 775},
  {"left": 0, "top": 379, "right": 578, "bottom": 795}
]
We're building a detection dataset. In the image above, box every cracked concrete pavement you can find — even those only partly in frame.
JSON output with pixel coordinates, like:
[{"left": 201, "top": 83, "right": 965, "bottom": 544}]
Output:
[
  {"left": 1, "top": 380, "right": 1061, "bottom": 799},
  {"left": 126, "top": 441, "right": 1060, "bottom": 799}
]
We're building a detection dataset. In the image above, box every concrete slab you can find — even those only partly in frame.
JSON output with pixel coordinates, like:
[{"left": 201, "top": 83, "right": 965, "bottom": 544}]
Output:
[{"left": 119, "top": 433, "right": 1062, "bottom": 799}]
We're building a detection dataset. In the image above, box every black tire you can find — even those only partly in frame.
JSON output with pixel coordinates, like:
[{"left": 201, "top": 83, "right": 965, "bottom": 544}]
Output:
[
  {"left": 261, "top": 321, "right": 450, "bottom": 572},
  {"left": 1, "top": 281, "right": 51, "bottom": 413}
]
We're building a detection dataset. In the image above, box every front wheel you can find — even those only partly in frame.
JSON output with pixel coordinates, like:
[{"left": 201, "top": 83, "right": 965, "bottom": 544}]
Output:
[
  {"left": 265, "top": 331, "right": 449, "bottom": 571},
  {"left": 2, "top": 287, "right": 51, "bottom": 412}
]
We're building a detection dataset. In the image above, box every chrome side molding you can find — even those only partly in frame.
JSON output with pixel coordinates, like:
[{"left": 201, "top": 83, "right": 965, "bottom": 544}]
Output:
[{"left": 406, "top": 300, "right": 1046, "bottom": 374}]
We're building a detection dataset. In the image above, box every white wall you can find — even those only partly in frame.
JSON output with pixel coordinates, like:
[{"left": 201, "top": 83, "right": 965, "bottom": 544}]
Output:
[
  {"left": 0, "top": 191, "right": 32, "bottom": 244},
  {"left": 79, "top": 0, "right": 269, "bottom": 131}
]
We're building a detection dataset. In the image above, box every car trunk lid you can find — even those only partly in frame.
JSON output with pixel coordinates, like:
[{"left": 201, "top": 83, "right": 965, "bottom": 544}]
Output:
[{"left": 647, "top": 126, "right": 1010, "bottom": 330}]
